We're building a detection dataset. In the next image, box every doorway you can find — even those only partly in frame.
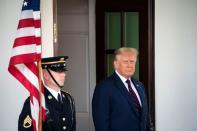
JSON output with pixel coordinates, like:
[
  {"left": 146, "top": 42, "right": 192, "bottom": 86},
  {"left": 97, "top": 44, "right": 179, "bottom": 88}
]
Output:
[{"left": 96, "top": 0, "right": 155, "bottom": 130}]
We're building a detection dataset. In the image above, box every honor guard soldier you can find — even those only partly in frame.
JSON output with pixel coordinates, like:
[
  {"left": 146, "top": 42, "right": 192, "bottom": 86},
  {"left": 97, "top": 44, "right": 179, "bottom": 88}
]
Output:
[{"left": 18, "top": 56, "right": 76, "bottom": 131}]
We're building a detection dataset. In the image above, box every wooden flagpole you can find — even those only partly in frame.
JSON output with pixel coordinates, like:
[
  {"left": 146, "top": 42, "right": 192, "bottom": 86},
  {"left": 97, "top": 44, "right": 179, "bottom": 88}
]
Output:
[{"left": 38, "top": 60, "right": 42, "bottom": 131}]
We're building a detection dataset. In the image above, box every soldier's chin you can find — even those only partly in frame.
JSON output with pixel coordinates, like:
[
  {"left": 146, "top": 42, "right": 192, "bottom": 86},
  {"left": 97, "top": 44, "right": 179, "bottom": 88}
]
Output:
[
  {"left": 59, "top": 84, "right": 64, "bottom": 88},
  {"left": 59, "top": 85, "right": 64, "bottom": 88}
]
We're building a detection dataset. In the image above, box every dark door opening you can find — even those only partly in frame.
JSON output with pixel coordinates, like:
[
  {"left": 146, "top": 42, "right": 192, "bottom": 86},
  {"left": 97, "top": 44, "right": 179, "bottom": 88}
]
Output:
[{"left": 96, "top": 0, "right": 155, "bottom": 130}]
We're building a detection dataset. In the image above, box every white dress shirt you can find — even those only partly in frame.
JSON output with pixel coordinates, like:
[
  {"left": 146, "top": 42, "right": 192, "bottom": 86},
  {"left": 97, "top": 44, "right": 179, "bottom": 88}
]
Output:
[
  {"left": 45, "top": 85, "right": 61, "bottom": 101},
  {"left": 115, "top": 70, "right": 142, "bottom": 106}
]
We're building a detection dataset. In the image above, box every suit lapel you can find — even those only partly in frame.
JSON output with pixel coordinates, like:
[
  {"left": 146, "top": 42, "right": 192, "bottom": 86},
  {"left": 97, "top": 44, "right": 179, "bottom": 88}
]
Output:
[
  {"left": 112, "top": 73, "right": 140, "bottom": 117},
  {"left": 131, "top": 78, "right": 147, "bottom": 120},
  {"left": 131, "top": 78, "right": 145, "bottom": 107}
]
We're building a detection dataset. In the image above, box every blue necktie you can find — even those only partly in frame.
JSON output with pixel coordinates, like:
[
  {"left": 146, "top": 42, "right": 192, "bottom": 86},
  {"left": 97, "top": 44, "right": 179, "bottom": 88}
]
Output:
[{"left": 58, "top": 93, "right": 62, "bottom": 104}]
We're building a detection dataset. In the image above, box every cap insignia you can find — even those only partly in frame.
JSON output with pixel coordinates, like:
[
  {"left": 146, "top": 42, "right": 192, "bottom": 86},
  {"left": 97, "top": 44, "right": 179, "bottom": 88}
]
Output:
[{"left": 60, "top": 57, "right": 65, "bottom": 61}]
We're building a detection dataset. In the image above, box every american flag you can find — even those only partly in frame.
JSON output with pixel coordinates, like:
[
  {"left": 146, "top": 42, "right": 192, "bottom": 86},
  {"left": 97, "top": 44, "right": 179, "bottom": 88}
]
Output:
[{"left": 8, "top": 0, "right": 46, "bottom": 131}]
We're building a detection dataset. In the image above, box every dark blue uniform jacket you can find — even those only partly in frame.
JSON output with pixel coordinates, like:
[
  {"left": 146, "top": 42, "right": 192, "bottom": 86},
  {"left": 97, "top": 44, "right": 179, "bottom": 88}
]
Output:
[{"left": 18, "top": 87, "right": 76, "bottom": 131}]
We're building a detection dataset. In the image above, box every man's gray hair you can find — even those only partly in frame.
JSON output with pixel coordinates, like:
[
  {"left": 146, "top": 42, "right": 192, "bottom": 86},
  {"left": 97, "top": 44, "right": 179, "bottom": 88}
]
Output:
[{"left": 114, "top": 47, "right": 139, "bottom": 60}]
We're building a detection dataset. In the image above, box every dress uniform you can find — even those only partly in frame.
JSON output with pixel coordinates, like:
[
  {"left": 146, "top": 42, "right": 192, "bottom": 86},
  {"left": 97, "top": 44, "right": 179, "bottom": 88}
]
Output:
[{"left": 18, "top": 56, "right": 76, "bottom": 131}]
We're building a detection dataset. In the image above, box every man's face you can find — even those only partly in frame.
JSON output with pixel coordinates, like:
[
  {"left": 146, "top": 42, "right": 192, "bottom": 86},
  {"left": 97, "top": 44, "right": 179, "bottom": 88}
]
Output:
[
  {"left": 114, "top": 52, "right": 137, "bottom": 79},
  {"left": 44, "top": 70, "right": 66, "bottom": 88},
  {"left": 50, "top": 70, "right": 66, "bottom": 87}
]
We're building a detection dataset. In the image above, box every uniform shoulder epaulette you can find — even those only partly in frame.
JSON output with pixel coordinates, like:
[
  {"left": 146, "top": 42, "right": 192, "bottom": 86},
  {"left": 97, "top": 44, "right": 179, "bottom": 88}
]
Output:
[
  {"left": 61, "top": 90, "right": 74, "bottom": 101},
  {"left": 61, "top": 90, "right": 75, "bottom": 112},
  {"left": 61, "top": 90, "right": 71, "bottom": 96}
]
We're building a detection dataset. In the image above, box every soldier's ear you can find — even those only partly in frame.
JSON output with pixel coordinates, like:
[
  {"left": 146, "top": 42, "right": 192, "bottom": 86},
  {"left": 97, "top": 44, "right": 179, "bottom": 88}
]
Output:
[{"left": 43, "top": 70, "right": 49, "bottom": 80}]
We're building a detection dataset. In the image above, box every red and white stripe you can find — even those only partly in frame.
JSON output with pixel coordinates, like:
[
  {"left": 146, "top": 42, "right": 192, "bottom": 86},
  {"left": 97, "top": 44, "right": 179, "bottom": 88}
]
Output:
[{"left": 8, "top": 3, "right": 46, "bottom": 131}]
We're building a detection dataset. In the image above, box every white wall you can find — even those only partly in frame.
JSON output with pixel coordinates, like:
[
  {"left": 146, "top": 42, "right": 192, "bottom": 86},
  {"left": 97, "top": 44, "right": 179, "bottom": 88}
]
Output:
[
  {"left": 0, "top": 0, "right": 53, "bottom": 130},
  {"left": 41, "top": 0, "right": 54, "bottom": 57},
  {"left": 155, "top": 0, "right": 197, "bottom": 130},
  {"left": 0, "top": 1, "right": 26, "bottom": 131},
  {"left": 1, "top": 0, "right": 197, "bottom": 131}
]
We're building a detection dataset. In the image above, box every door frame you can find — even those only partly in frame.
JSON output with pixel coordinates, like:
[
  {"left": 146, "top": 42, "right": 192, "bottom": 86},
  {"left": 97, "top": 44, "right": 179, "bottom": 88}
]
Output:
[{"left": 96, "top": 0, "right": 155, "bottom": 130}]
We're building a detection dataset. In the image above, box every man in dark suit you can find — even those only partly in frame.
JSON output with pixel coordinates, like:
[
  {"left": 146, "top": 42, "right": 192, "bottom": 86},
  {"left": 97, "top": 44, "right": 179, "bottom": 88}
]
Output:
[
  {"left": 92, "top": 47, "right": 150, "bottom": 131},
  {"left": 18, "top": 56, "right": 76, "bottom": 131}
]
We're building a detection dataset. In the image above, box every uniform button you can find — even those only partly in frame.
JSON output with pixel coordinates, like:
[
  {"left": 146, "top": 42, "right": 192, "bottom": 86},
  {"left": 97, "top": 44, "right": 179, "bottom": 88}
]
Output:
[
  {"left": 62, "top": 126, "right": 67, "bottom": 130},
  {"left": 62, "top": 117, "right": 66, "bottom": 121}
]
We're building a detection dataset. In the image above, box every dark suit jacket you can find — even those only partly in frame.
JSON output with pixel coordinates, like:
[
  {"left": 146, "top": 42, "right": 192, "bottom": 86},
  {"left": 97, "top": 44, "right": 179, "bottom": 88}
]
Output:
[
  {"left": 92, "top": 72, "right": 150, "bottom": 131},
  {"left": 18, "top": 87, "right": 76, "bottom": 131}
]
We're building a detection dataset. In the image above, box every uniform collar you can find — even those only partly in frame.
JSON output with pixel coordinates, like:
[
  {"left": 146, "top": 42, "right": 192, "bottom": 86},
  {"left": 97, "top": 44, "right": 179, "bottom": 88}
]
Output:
[{"left": 45, "top": 84, "right": 61, "bottom": 101}]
